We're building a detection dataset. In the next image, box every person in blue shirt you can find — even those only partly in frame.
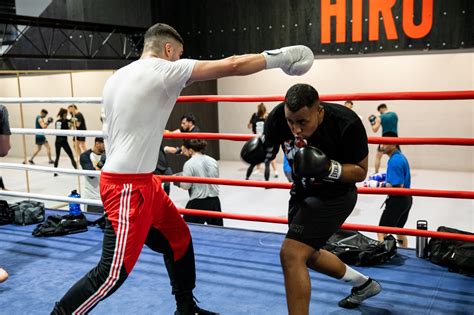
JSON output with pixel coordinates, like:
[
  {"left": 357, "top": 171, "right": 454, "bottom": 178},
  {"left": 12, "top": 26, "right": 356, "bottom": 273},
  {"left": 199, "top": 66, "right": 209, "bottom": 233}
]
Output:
[
  {"left": 368, "top": 103, "right": 398, "bottom": 173},
  {"left": 366, "top": 131, "right": 412, "bottom": 247}
]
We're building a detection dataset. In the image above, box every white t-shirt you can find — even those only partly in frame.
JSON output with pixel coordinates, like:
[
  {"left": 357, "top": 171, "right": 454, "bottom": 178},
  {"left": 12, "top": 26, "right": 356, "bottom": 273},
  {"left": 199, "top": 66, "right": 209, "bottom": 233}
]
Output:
[{"left": 102, "top": 58, "right": 197, "bottom": 173}]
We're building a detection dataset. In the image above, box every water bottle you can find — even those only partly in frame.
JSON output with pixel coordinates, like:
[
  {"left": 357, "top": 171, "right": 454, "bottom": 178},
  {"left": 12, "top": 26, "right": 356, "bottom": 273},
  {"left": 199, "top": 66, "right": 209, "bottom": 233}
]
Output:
[
  {"left": 416, "top": 220, "right": 428, "bottom": 258},
  {"left": 68, "top": 190, "right": 82, "bottom": 216}
]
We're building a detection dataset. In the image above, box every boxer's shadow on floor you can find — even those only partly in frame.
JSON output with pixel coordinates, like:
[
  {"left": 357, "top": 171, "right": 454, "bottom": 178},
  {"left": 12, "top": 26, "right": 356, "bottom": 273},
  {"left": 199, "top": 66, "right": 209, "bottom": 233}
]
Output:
[{"left": 329, "top": 304, "right": 393, "bottom": 315}]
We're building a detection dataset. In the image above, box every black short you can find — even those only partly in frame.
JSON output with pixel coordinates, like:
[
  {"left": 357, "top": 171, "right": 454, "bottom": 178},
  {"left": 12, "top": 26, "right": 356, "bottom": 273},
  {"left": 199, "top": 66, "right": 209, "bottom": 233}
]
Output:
[
  {"left": 74, "top": 136, "right": 86, "bottom": 142},
  {"left": 286, "top": 187, "right": 357, "bottom": 249},
  {"left": 184, "top": 196, "right": 223, "bottom": 226},
  {"left": 379, "top": 195, "right": 413, "bottom": 228},
  {"left": 35, "top": 136, "right": 47, "bottom": 145}
]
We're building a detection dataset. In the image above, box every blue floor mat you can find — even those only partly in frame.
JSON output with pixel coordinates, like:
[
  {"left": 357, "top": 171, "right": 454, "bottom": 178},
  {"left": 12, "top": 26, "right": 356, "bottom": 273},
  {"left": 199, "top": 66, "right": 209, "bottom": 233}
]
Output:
[{"left": 0, "top": 211, "right": 473, "bottom": 314}]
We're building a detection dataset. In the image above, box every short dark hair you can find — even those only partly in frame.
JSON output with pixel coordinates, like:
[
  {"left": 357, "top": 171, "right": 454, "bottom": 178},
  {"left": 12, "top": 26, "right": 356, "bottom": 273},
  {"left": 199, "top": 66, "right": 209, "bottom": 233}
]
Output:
[
  {"left": 377, "top": 103, "right": 387, "bottom": 111},
  {"left": 41, "top": 109, "right": 48, "bottom": 115},
  {"left": 183, "top": 139, "right": 207, "bottom": 152},
  {"left": 95, "top": 137, "right": 104, "bottom": 143},
  {"left": 144, "top": 23, "right": 183, "bottom": 53},
  {"left": 68, "top": 104, "right": 78, "bottom": 110},
  {"left": 181, "top": 113, "right": 196, "bottom": 124},
  {"left": 284, "top": 84, "right": 319, "bottom": 112},
  {"left": 345, "top": 100, "right": 353, "bottom": 106}
]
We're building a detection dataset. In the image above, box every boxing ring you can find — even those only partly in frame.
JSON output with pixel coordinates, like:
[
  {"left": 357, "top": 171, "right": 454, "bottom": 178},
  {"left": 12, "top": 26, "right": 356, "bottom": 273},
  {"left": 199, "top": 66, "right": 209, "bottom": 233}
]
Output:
[{"left": 0, "top": 91, "right": 473, "bottom": 314}]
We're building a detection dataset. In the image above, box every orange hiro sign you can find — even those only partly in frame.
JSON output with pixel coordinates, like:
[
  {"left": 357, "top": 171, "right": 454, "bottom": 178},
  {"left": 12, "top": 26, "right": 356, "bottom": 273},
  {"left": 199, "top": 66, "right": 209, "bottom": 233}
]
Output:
[{"left": 320, "top": 0, "right": 434, "bottom": 44}]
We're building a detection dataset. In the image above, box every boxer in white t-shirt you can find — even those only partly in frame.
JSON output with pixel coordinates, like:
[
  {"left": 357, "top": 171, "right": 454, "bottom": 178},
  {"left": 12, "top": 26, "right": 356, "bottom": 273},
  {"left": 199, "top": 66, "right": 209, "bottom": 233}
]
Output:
[{"left": 52, "top": 23, "right": 314, "bottom": 315}]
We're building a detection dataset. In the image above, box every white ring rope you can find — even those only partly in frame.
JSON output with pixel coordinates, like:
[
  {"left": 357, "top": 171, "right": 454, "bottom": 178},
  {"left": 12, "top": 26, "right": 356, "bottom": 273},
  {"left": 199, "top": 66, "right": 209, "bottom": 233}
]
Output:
[
  {"left": 11, "top": 128, "right": 104, "bottom": 138},
  {"left": 0, "top": 190, "right": 102, "bottom": 206},
  {"left": 0, "top": 162, "right": 100, "bottom": 177},
  {"left": 0, "top": 97, "right": 101, "bottom": 104}
]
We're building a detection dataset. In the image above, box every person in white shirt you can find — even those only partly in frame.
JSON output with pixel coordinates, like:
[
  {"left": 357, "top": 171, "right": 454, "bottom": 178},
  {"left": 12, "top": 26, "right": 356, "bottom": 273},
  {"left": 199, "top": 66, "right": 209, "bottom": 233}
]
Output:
[
  {"left": 52, "top": 22, "right": 313, "bottom": 315},
  {"left": 174, "top": 139, "right": 223, "bottom": 226},
  {"left": 79, "top": 137, "right": 105, "bottom": 213}
]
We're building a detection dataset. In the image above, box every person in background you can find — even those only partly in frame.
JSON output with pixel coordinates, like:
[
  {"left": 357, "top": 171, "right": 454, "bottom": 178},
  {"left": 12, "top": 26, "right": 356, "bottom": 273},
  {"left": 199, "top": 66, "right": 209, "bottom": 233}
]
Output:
[
  {"left": 154, "top": 145, "right": 173, "bottom": 195},
  {"left": 53, "top": 108, "right": 77, "bottom": 175},
  {"left": 344, "top": 100, "right": 354, "bottom": 109},
  {"left": 68, "top": 104, "right": 88, "bottom": 155},
  {"left": 0, "top": 104, "right": 11, "bottom": 283},
  {"left": 363, "top": 132, "right": 412, "bottom": 247},
  {"left": 80, "top": 137, "right": 106, "bottom": 213},
  {"left": 368, "top": 103, "right": 398, "bottom": 173},
  {"left": 344, "top": 100, "right": 362, "bottom": 120},
  {"left": 246, "top": 103, "right": 279, "bottom": 180},
  {"left": 174, "top": 139, "right": 223, "bottom": 226},
  {"left": 28, "top": 109, "right": 54, "bottom": 165},
  {"left": 164, "top": 113, "right": 201, "bottom": 154}
]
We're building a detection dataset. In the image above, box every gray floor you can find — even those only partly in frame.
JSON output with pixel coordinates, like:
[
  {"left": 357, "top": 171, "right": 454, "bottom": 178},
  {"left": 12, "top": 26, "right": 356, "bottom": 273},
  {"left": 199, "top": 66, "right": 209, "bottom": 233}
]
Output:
[{"left": 1, "top": 156, "right": 473, "bottom": 248}]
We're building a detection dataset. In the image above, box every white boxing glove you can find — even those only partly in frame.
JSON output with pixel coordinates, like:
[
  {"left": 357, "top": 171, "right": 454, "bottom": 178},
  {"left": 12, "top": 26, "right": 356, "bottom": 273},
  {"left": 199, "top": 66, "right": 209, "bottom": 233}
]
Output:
[
  {"left": 261, "top": 45, "right": 314, "bottom": 76},
  {"left": 363, "top": 180, "right": 386, "bottom": 188}
]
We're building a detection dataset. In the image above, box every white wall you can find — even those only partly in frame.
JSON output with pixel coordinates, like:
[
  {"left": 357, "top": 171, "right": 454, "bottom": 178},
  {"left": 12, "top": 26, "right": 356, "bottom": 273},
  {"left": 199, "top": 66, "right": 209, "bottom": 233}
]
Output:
[
  {"left": 218, "top": 52, "right": 474, "bottom": 172},
  {"left": 1, "top": 71, "right": 113, "bottom": 159}
]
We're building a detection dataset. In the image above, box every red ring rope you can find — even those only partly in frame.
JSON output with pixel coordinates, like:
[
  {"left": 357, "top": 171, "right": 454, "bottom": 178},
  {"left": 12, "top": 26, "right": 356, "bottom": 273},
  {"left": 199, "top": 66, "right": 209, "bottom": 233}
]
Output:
[
  {"left": 163, "top": 132, "right": 474, "bottom": 146},
  {"left": 160, "top": 176, "right": 474, "bottom": 199},
  {"left": 176, "top": 90, "right": 474, "bottom": 103},
  {"left": 178, "top": 208, "right": 474, "bottom": 242}
]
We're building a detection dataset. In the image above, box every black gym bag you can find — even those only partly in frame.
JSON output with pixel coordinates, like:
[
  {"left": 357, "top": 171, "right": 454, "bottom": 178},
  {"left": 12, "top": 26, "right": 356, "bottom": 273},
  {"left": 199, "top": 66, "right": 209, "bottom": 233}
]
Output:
[
  {"left": 427, "top": 226, "right": 474, "bottom": 277},
  {"left": 10, "top": 200, "right": 45, "bottom": 225},
  {"left": 323, "top": 229, "right": 397, "bottom": 266},
  {"left": 32, "top": 214, "right": 88, "bottom": 237}
]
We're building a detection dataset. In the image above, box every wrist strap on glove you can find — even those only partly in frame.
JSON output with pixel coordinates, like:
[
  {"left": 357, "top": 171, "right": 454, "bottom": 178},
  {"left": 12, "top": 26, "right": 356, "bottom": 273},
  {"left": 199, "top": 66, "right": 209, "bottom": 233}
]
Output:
[{"left": 327, "top": 160, "right": 342, "bottom": 180}]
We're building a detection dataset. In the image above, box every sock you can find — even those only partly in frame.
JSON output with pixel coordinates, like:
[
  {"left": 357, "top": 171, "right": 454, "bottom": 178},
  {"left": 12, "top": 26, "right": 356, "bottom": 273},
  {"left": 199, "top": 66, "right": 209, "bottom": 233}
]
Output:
[{"left": 341, "top": 265, "right": 369, "bottom": 287}]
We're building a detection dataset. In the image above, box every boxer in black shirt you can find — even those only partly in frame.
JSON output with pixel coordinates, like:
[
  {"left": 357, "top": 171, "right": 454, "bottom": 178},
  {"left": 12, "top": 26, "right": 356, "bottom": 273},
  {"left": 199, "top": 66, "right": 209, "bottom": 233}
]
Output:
[
  {"left": 241, "top": 84, "right": 382, "bottom": 313},
  {"left": 54, "top": 108, "right": 77, "bottom": 173}
]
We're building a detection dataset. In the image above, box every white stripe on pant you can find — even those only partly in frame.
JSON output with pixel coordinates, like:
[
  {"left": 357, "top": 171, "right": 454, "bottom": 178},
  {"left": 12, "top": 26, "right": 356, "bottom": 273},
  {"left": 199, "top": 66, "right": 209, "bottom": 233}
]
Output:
[{"left": 73, "top": 184, "right": 132, "bottom": 314}]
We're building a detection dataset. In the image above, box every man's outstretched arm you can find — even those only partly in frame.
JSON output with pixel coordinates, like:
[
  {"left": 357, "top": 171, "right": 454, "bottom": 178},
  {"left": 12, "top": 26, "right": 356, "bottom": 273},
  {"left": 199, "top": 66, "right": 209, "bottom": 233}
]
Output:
[{"left": 189, "top": 45, "right": 314, "bottom": 83}]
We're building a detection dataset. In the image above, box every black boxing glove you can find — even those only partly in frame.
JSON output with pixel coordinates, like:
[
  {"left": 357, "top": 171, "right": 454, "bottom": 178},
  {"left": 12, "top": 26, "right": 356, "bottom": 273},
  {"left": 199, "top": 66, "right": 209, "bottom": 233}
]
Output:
[
  {"left": 47, "top": 117, "right": 54, "bottom": 125},
  {"left": 240, "top": 136, "right": 266, "bottom": 165},
  {"left": 293, "top": 146, "right": 342, "bottom": 181},
  {"left": 368, "top": 115, "right": 376, "bottom": 126}
]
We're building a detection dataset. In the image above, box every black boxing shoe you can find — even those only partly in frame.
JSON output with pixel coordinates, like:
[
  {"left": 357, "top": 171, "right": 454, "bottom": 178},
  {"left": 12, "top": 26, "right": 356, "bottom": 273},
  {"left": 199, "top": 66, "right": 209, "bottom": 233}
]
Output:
[
  {"left": 174, "top": 303, "right": 219, "bottom": 315},
  {"left": 174, "top": 294, "right": 219, "bottom": 315}
]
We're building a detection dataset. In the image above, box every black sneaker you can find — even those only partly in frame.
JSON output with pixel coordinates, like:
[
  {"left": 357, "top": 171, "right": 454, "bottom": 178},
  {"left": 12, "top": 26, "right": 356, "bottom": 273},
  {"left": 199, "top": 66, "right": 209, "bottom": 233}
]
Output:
[
  {"left": 28, "top": 159, "right": 35, "bottom": 165},
  {"left": 49, "top": 160, "right": 54, "bottom": 164},
  {"left": 338, "top": 278, "right": 382, "bottom": 309},
  {"left": 174, "top": 303, "right": 219, "bottom": 315},
  {"left": 174, "top": 295, "right": 219, "bottom": 315}
]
